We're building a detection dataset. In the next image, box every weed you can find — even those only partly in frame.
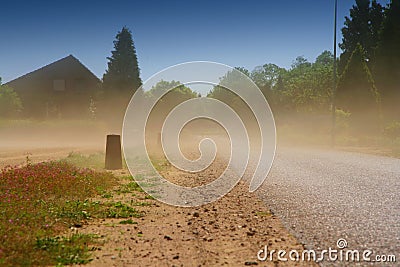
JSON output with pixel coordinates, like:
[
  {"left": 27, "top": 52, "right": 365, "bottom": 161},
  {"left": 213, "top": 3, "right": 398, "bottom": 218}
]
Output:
[
  {"left": 255, "top": 211, "right": 272, "bottom": 217},
  {"left": 119, "top": 219, "right": 137, "bottom": 225},
  {"left": 64, "top": 152, "right": 105, "bottom": 170},
  {"left": 102, "top": 192, "right": 114, "bottom": 199},
  {"left": 116, "top": 181, "right": 144, "bottom": 193},
  {"left": 104, "top": 201, "right": 142, "bottom": 218},
  {"left": 0, "top": 161, "right": 116, "bottom": 266},
  {"left": 35, "top": 233, "right": 100, "bottom": 265}
]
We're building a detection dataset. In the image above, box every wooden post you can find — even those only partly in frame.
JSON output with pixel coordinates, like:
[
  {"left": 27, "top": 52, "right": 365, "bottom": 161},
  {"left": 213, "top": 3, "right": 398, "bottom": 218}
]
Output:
[{"left": 105, "top": 134, "right": 122, "bottom": 170}]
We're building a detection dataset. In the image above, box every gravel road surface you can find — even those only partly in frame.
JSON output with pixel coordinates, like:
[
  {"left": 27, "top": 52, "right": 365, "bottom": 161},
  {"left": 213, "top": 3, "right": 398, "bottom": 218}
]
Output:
[{"left": 259, "top": 147, "right": 399, "bottom": 266}]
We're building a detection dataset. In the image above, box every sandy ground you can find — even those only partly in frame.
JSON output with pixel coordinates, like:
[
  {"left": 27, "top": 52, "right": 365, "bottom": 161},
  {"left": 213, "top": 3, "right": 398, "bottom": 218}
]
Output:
[
  {"left": 77, "top": 165, "right": 317, "bottom": 267},
  {"left": 0, "top": 147, "right": 101, "bottom": 168}
]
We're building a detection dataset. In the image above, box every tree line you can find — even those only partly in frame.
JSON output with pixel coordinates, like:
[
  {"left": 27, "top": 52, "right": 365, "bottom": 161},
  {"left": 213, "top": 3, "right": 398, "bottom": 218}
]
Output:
[
  {"left": 0, "top": 0, "right": 399, "bottom": 136},
  {"left": 209, "top": 0, "right": 400, "bottom": 134},
  {"left": 121, "top": 0, "right": 399, "bottom": 135}
]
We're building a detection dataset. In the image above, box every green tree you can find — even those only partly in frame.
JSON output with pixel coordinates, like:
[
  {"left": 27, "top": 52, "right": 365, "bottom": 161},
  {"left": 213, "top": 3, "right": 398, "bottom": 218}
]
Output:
[
  {"left": 207, "top": 68, "right": 261, "bottom": 132},
  {"left": 291, "top": 56, "right": 312, "bottom": 70},
  {"left": 315, "top": 50, "right": 334, "bottom": 66},
  {"left": 207, "top": 68, "right": 250, "bottom": 108},
  {"left": 374, "top": 0, "right": 400, "bottom": 118},
  {"left": 277, "top": 54, "right": 332, "bottom": 113},
  {"left": 251, "top": 64, "right": 283, "bottom": 90},
  {"left": 370, "top": 0, "right": 386, "bottom": 52},
  {"left": 145, "top": 80, "right": 198, "bottom": 132},
  {"left": 103, "top": 27, "right": 142, "bottom": 93},
  {"left": 337, "top": 44, "right": 380, "bottom": 131},
  {"left": 101, "top": 27, "right": 142, "bottom": 129},
  {"left": 146, "top": 80, "right": 197, "bottom": 102},
  {"left": 339, "top": 0, "right": 385, "bottom": 72},
  {"left": 0, "top": 78, "right": 22, "bottom": 118},
  {"left": 234, "top": 67, "right": 250, "bottom": 77},
  {"left": 250, "top": 63, "right": 285, "bottom": 110},
  {"left": 207, "top": 52, "right": 334, "bottom": 114}
]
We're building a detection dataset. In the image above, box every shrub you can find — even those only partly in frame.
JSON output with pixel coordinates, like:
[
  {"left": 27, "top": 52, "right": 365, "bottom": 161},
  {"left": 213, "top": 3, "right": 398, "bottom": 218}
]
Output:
[
  {"left": 0, "top": 80, "right": 22, "bottom": 118},
  {"left": 0, "top": 161, "right": 116, "bottom": 266}
]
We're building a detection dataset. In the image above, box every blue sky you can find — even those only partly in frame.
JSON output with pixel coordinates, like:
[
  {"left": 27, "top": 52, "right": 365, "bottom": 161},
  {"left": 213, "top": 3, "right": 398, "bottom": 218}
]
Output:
[{"left": 0, "top": 0, "right": 390, "bottom": 83}]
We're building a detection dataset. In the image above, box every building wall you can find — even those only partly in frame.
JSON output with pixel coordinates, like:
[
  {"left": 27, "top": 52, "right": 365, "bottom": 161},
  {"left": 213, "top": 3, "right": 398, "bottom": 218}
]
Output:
[
  {"left": 11, "top": 77, "right": 100, "bottom": 119},
  {"left": 6, "top": 56, "right": 101, "bottom": 119}
]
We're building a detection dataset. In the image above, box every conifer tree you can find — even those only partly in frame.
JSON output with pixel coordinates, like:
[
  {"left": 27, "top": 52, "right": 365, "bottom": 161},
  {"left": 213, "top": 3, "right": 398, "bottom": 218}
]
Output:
[
  {"left": 337, "top": 44, "right": 380, "bottom": 131},
  {"left": 103, "top": 27, "right": 142, "bottom": 94}
]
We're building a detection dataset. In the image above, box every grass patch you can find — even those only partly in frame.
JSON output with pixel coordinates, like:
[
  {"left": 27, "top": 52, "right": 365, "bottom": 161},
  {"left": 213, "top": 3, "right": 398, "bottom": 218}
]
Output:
[
  {"left": 55, "top": 200, "right": 143, "bottom": 223},
  {"left": 0, "top": 161, "right": 117, "bottom": 266},
  {"left": 0, "top": 157, "right": 155, "bottom": 265},
  {"left": 101, "top": 192, "right": 114, "bottom": 199},
  {"left": 113, "top": 176, "right": 158, "bottom": 200},
  {"left": 35, "top": 233, "right": 101, "bottom": 265},
  {"left": 65, "top": 151, "right": 129, "bottom": 171},
  {"left": 64, "top": 152, "right": 105, "bottom": 170},
  {"left": 119, "top": 219, "right": 137, "bottom": 225},
  {"left": 115, "top": 181, "right": 144, "bottom": 194},
  {"left": 104, "top": 201, "right": 143, "bottom": 218}
]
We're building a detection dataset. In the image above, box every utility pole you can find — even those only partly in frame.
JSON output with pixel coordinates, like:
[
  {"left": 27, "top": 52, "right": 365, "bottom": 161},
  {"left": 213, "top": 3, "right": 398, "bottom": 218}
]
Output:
[{"left": 331, "top": 0, "right": 338, "bottom": 147}]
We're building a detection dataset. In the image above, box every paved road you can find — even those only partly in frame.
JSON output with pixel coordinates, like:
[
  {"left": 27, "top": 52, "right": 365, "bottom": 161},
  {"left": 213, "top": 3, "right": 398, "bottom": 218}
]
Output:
[{"left": 259, "top": 147, "right": 399, "bottom": 266}]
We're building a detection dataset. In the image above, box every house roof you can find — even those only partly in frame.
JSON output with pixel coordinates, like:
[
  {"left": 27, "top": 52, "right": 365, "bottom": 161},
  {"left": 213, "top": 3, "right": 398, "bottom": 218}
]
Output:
[{"left": 5, "top": 55, "right": 100, "bottom": 86}]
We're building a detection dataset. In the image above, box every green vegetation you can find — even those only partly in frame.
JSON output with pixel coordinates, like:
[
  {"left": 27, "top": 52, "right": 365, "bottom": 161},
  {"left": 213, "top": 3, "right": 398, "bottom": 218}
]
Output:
[
  {"left": 119, "top": 219, "right": 138, "bottom": 225},
  {"left": 103, "top": 201, "right": 143, "bottom": 218},
  {"left": 2, "top": 1, "right": 398, "bottom": 155},
  {"left": 35, "top": 234, "right": 101, "bottom": 265},
  {"left": 103, "top": 26, "right": 142, "bottom": 94},
  {"left": 374, "top": 0, "right": 400, "bottom": 120},
  {"left": 339, "top": 0, "right": 384, "bottom": 67},
  {"left": 0, "top": 78, "right": 22, "bottom": 118},
  {"left": 100, "top": 26, "right": 142, "bottom": 127},
  {"left": 0, "top": 161, "right": 116, "bottom": 266},
  {"left": 55, "top": 199, "right": 143, "bottom": 221},
  {"left": 146, "top": 80, "right": 197, "bottom": 99},
  {"left": 337, "top": 44, "right": 380, "bottom": 132},
  {"left": 64, "top": 152, "right": 106, "bottom": 170},
  {"left": 115, "top": 180, "right": 144, "bottom": 194},
  {"left": 255, "top": 211, "right": 272, "bottom": 217},
  {"left": 0, "top": 158, "right": 152, "bottom": 266},
  {"left": 204, "top": 0, "right": 400, "bottom": 155},
  {"left": 144, "top": 80, "right": 198, "bottom": 132},
  {"left": 338, "top": 0, "right": 399, "bottom": 132}
]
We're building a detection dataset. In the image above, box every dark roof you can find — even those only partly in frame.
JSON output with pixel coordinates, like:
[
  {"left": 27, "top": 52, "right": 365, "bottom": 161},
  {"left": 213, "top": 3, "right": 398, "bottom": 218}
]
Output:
[{"left": 5, "top": 55, "right": 100, "bottom": 86}]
